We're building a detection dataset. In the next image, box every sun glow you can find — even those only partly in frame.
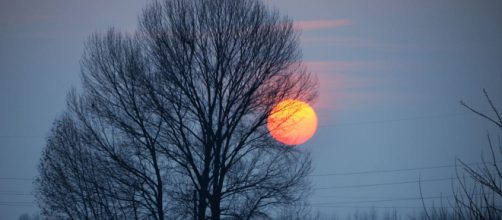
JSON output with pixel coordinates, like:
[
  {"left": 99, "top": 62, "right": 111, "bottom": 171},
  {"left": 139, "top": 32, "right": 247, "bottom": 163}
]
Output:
[{"left": 267, "top": 99, "right": 318, "bottom": 146}]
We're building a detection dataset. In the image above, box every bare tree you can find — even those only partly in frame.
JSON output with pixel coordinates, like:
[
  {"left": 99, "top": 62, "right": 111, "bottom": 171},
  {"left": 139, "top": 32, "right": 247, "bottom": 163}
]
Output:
[
  {"left": 452, "top": 89, "right": 502, "bottom": 219},
  {"left": 36, "top": 0, "right": 317, "bottom": 219},
  {"left": 420, "top": 89, "right": 502, "bottom": 220},
  {"left": 138, "top": 0, "right": 317, "bottom": 219}
]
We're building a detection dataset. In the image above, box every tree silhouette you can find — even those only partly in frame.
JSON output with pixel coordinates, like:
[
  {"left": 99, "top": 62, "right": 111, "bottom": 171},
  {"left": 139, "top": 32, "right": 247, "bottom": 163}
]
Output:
[
  {"left": 420, "top": 89, "right": 502, "bottom": 220},
  {"left": 452, "top": 89, "right": 502, "bottom": 219},
  {"left": 35, "top": 0, "right": 317, "bottom": 219}
]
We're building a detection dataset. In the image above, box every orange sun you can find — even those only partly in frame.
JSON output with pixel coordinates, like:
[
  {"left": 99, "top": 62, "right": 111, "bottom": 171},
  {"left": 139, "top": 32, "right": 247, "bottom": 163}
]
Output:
[{"left": 267, "top": 99, "right": 318, "bottom": 145}]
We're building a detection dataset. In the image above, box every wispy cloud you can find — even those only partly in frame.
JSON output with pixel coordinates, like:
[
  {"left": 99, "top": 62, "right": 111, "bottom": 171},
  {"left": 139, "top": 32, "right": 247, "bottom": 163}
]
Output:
[
  {"left": 306, "top": 61, "right": 362, "bottom": 111},
  {"left": 304, "top": 61, "right": 378, "bottom": 73},
  {"left": 301, "top": 36, "right": 416, "bottom": 51},
  {"left": 295, "top": 19, "right": 353, "bottom": 31},
  {"left": 304, "top": 60, "right": 397, "bottom": 124}
]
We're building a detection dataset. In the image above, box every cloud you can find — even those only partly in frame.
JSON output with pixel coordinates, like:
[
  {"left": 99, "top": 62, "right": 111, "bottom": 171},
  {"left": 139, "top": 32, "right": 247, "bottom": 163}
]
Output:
[
  {"left": 303, "top": 60, "right": 397, "bottom": 124},
  {"left": 301, "top": 36, "right": 416, "bottom": 51},
  {"left": 303, "top": 60, "right": 385, "bottom": 74},
  {"left": 294, "top": 19, "right": 353, "bottom": 31},
  {"left": 305, "top": 61, "right": 368, "bottom": 110}
]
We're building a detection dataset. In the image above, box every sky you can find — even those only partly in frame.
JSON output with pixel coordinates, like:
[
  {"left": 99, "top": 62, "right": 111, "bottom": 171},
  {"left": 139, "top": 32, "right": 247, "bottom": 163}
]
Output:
[{"left": 0, "top": 0, "right": 501, "bottom": 219}]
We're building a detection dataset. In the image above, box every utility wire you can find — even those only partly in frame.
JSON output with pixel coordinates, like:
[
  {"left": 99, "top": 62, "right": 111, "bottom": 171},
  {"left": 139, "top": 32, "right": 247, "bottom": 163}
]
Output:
[
  {"left": 309, "top": 205, "right": 452, "bottom": 209},
  {"left": 0, "top": 135, "right": 44, "bottom": 138},
  {"left": 312, "top": 172, "right": 495, "bottom": 190},
  {"left": 313, "top": 176, "right": 456, "bottom": 190},
  {"left": 0, "top": 177, "right": 34, "bottom": 181},
  {"left": 311, "top": 165, "right": 453, "bottom": 177},
  {"left": 1, "top": 161, "right": 498, "bottom": 183},
  {"left": 317, "top": 110, "right": 489, "bottom": 128},
  {"left": 0, "top": 202, "right": 34, "bottom": 205},
  {"left": 0, "top": 204, "right": 35, "bottom": 207},
  {"left": 310, "top": 161, "right": 500, "bottom": 177},
  {"left": 0, "top": 201, "right": 35, "bottom": 207},
  {"left": 310, "top": 194, "right": 487, "bottom": 206},
  {"left": 0, "top": 192, "right": 33, "bottom": 196}
]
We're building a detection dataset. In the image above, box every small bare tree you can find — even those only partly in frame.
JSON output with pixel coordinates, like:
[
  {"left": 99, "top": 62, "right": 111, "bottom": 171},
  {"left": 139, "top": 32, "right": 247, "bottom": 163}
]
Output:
[
  {"left": 421, "top": 89, "right": 502, "bottom": 220},
  {"left": 452, "top": 89, "right": 502, "bottom": 219}
]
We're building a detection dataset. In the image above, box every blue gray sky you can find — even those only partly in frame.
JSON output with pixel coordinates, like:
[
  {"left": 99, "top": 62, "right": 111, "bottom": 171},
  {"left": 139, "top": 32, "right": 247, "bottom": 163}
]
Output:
[{"left": 1, "top": 0, "right": 501, "bottom": 219}]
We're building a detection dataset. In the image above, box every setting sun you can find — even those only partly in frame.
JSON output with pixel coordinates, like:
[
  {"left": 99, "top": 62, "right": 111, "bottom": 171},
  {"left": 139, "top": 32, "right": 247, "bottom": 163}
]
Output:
[{"left": 267, "top": 99, "right": 318, "bottom": 145}]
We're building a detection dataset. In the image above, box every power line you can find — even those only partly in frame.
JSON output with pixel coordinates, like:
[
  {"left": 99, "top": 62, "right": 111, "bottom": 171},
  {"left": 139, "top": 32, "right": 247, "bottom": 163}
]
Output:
[
  {"left": 310, "top": 193, "right": 494, "bottom": 206},
  {"left": 313, "top": 171, "right": 495, "bottom": 190},
  {"left": 313, "top": 176, "right": 455, "bottom": 190},
  {"left": 310, "top": 205, "right": 450, "bottom": 209},
  {"left": 311, "top": 195, "right": 463, "bottom": 206},
  {"left": 0, "top": 192, "right": 33, "bottom": 196},
  {"left": 314, "top": 194, "right": 451, "bottom": 200},
  {"left": 309, "top": 161, "right": 500, "bottom": 177},
  {"left": 310, "top": 165, "right": 453, "bottom": 177},
  {"left": 0, "top": 160, "right": 492, "bottom": 182},
  {"left": 317, "top": 109, "right": 494, "bottom": 128},
  {"left": 1, "top": 161, "right": 497, "bottom": 183},
  {"left": 0, "top": 201, "right": 36, "bottom": 208},
  {"left": 0, "top": 204, "right": 35, "bottom": 207},
  {"left": 315, "top": 195, "right": 414, "bottom": 199},
  {"left": 0, "top": 135, "right": 44, "bottom": 139},
  {"left": 0, "top": 202, "right": 34, "bottom": 205},
  {"left": 0, "top": 177, "right": 34, "bottom": 181}
]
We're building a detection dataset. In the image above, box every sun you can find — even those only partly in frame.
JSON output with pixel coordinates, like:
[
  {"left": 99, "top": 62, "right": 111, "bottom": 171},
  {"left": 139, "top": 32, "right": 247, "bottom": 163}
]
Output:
[{"left": 267, "top": 99, "right": 318, "bottom": 145}]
